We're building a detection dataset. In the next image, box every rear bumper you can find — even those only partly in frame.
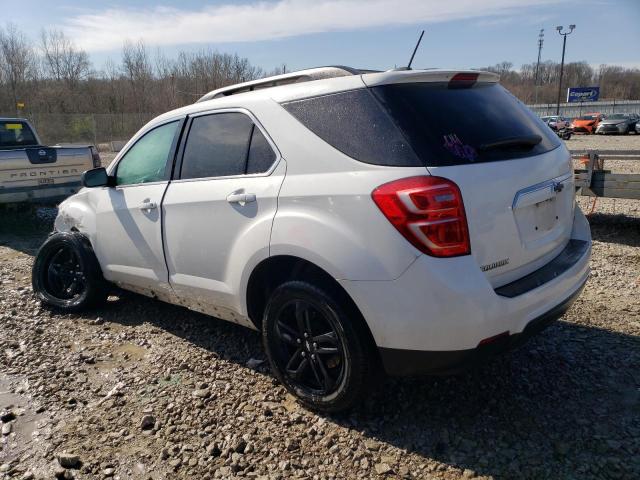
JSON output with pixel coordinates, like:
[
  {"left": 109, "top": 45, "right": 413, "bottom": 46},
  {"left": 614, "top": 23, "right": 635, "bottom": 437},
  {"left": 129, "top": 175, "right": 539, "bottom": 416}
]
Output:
[
  {"left": 0, "top": 181, "right": 81, "bottom": 204},
  {"left": 378, "top": 278, "right": 586, "bottom": 376},
  {"left": 340, "top": 206, "right": 591, "bottom": 373}
]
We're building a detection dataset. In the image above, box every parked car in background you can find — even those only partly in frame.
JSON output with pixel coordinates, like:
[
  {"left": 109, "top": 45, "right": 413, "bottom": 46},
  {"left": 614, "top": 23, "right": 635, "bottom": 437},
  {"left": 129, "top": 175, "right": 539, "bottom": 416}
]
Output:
[
  {"left": 541, "top": 115, "right": 570, "bottom": 131},
  {"left": 32, "top": 66, "right": 591, "bottom": 412},
  {"left": 595, "top": 113, "right": 639, "bottom": 134},
  {"left": 571, "top": 113, "right": 604, "bottom": 134},
  {"left": 0, "top": 118, "right": 101, "bottom": 204}
]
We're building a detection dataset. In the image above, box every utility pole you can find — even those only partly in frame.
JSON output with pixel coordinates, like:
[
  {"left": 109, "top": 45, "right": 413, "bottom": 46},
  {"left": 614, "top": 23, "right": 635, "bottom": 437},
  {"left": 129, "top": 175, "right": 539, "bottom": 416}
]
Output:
[
  {"left": 555, "top": 24, "right": 575, "bottom": 115},
  {"left": 534, "top": 29, "right": 544, "bottom": 105}
]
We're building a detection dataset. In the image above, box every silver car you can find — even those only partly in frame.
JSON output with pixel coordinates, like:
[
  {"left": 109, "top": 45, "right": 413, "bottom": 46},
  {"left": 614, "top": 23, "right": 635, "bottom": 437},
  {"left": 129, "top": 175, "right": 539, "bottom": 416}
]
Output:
[{"left": 595, "top": 113, "right": 638, "bottom": 134}]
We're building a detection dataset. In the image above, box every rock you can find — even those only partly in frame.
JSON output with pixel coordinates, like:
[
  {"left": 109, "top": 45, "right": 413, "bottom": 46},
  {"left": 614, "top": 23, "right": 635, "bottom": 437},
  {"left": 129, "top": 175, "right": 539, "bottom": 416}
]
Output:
[
  {"left": 0, "top": 464, "right": 10, "bottom": 473},
  {"left": 232, "top": 438, "right": 247, "bottom": 453},
  {"left": 364, "top": 439, "right": 380, "bottom": 451},
  {"left": 56, "top": 452, "right": 81, "bottom": 469},
  {"left": 140, "top": 415, "right": 155, "bottom": 430},
  {"left": 0, "top": 411, "right": 16, "bottom": 422},
  {"left": 192, "top": 389, "right": 210, "bottom": 399},
  {"left": 374, "top": 463, "right": 393, "bottom": 475},
  {"left": 462, "top": 469, "right": 477, "bottom": 479},
  {"left": 206, "top": 443, "right": 221, "bottom": 457},
  {"left": 1, "top": 423, "right": 12, "bottom": 435},
  {"left": 103, "top": 467, "right": 115, "bottom": 477}
]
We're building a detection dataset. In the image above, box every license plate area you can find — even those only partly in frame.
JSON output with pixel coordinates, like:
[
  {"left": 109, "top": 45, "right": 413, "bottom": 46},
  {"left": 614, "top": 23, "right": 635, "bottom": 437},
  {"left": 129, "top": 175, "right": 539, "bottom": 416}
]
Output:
[
  {"left": 38, "top": 178, "right": 54, "bottom": 185},
  {"left": 512, "top": 175, "right": 573, "bottom": 250}
]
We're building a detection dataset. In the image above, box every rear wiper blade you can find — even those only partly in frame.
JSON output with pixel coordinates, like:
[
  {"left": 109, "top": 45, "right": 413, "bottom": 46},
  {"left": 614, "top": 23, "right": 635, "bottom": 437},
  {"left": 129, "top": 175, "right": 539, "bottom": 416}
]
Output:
[{"left": 478, "top": 135, "right": 542, "bottom": 152}]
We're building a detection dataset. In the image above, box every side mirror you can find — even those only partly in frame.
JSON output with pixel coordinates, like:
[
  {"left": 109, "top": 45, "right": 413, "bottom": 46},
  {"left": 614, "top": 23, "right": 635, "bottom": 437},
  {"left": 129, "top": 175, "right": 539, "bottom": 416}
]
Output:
[{"left": 81, "top": 167, "right": 111, "bottom": 188}]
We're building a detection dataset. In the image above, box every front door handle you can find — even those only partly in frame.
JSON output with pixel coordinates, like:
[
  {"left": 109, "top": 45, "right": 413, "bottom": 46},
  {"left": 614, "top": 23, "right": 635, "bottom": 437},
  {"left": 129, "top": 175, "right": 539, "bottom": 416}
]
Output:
[
  {"left": 226, "top": 192, "right": 256, "bottom": 206},
  {"left": 140, "top": 201, "right": 157, "bottom": 211}
]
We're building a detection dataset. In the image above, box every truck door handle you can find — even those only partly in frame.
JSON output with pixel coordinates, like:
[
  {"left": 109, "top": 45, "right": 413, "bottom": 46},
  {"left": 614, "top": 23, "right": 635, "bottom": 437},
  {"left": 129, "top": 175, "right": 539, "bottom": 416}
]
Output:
[
  {"left": 226, "top": 192, "right": 256, "bottom": 205},
  {"left": 140, "top": 201, "right": 157, "bottom": 211}
]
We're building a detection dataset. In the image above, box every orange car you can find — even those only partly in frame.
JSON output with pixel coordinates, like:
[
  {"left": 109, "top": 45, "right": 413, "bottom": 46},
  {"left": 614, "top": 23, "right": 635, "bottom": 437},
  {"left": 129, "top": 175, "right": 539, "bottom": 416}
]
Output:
[{"left": 571, "top": 112, "right": 604, "bottom": 134}]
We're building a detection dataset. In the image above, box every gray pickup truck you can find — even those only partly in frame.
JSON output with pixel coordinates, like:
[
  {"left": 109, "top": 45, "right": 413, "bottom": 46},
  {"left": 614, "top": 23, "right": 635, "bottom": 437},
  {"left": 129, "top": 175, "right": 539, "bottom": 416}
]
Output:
[{"left": 0, "top": 118, "right": 100, "bottom": 204}]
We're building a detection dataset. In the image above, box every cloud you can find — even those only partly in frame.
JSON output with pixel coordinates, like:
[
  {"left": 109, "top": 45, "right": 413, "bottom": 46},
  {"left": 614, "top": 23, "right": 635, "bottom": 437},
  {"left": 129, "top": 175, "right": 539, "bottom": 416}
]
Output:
[{"left": 63, "top": 0, "right": 555, "bottom": 52}]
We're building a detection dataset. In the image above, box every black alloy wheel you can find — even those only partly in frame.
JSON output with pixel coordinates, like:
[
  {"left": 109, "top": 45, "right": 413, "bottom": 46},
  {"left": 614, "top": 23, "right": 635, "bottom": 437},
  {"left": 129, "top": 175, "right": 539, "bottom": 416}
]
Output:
[
  {"left": 263, "top": 281, "right": 376, "bottom": 412},
  {"left": 32, "top": 232, "right": 108, "bottom": 312},
  {"left": 272, "top": 298, "right": 346, "bottom": 396},
  {"left": 43, "top": 245, "right": 87, "bottom": 300}
]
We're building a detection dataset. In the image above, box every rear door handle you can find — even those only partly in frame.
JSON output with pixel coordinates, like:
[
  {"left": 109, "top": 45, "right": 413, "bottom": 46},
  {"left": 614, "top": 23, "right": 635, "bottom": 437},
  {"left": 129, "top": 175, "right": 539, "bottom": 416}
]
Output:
[
  {"left": 140, "top": 201, "right": 157, "bottom": 211},
  {"left": 226, "top": 192, "right": 256, "bottom": 206}
]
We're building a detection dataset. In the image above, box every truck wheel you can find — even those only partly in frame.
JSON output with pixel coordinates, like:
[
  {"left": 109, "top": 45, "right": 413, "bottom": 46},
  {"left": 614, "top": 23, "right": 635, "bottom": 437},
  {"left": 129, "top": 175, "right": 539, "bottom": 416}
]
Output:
[
  {"left": 32, "top": 232, "right": 108, "bottom": 312},
  {"left": 262, "top": 280, "right": 375, "bottom": 413}
]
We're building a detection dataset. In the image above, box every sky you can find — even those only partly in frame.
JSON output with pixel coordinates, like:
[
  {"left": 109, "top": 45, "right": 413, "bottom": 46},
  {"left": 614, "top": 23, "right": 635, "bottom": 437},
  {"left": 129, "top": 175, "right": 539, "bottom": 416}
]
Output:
[{"left": 5, "top": 0, "right": 640, "bottom": 73}]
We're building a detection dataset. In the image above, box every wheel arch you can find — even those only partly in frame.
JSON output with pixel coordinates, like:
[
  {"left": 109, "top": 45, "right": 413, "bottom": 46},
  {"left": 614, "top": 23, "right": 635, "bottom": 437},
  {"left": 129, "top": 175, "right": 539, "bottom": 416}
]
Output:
[{"left": 245, "top": 255, "right": 379, "bottom": 353}]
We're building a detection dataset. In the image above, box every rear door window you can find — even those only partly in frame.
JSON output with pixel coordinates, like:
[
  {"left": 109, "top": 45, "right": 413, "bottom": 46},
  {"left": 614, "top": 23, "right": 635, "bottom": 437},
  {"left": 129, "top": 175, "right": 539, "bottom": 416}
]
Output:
[
  {"left": 179, "top": 112, "right": 277, "bottom": 179},
  {"left": 246, "top": 126, "right": 277, "bottom": 174},
  {"left": 180, "top": 113, "right": 253, "bottom": 179}
]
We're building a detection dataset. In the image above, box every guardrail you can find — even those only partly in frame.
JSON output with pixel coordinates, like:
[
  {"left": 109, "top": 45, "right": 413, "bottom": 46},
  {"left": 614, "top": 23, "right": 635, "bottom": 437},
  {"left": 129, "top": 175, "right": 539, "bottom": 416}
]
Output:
[{"left": 572, "top": 150, "right": 640, "bottom": 200}]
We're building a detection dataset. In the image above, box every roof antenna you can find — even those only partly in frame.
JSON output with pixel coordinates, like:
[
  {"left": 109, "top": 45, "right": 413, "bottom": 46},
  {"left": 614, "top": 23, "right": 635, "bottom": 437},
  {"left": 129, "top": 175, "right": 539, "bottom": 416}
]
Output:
[{"left": 406, "top": 30, "right": 425, "bottom": 70}]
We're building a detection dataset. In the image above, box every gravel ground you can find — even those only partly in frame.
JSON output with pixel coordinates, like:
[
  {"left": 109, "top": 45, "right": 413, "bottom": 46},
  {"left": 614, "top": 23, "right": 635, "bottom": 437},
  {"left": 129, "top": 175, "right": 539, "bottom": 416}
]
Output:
[{"left": 0, "top": 140, "right": 638, "bottom": 480}]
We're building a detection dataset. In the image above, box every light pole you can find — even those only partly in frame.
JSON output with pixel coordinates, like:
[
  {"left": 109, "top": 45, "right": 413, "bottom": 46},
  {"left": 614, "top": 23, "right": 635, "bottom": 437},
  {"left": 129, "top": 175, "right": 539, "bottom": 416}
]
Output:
[
  {"left": 555, "top": 24, "right": 575, "bottom": 115},
  {"left": 534, "top": 29, "right": 544, "bottom": 105}
]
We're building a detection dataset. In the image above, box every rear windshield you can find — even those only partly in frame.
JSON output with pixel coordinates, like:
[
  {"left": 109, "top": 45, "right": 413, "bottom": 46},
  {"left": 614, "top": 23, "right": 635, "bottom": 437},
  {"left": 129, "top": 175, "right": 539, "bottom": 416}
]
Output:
[
  {"left": 0, "top": 121, "right": 38, "bottom": 148},
  {"left": 371, "top": 83, "right": 561, "bottom": 166},
  {"left": 283, "top": 82, "right": 560, "bottom": 167}
]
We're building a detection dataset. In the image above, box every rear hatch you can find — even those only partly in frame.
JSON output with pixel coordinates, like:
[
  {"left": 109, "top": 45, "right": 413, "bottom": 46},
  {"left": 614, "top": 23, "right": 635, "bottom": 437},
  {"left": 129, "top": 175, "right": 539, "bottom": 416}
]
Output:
[
  {"left": 1, "top": 120, "right": 92, "bottom": 190},
  {"left": 364, "top": 71, "right": 574, "bottom": 286}
]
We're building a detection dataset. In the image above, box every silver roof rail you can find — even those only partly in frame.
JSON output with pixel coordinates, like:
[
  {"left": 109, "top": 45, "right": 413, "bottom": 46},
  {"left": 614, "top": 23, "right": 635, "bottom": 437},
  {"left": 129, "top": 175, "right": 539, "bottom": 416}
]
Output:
[{"left": 196, "top": 66, "right": 375, "bottom": 103}]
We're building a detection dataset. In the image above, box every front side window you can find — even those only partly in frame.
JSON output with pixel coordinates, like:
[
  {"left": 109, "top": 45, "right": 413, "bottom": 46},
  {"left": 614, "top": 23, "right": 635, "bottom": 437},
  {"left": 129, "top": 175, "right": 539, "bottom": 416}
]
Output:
[{"left": 116, "top": 121, "right": 179, "bottom": 186}]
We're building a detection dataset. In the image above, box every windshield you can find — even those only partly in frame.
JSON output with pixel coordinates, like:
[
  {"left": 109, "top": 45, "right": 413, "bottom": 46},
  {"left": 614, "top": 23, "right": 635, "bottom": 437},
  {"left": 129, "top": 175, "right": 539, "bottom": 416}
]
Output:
[
  {"left": 578, "top": 115, "right": 596, "bottom": 120},
  {"left": 0, "top": 121, "right": 38, "bottom": 148},
  {"left": 607, "top": 114, "right": 627, "bottom": 120},
  {"left": 371, "top": 82, "right": 561, "bottom": 166}
]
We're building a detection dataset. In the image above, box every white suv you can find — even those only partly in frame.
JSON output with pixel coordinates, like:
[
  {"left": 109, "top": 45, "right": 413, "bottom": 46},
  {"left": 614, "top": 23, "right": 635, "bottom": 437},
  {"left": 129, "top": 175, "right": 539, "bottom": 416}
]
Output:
[{"left": 32, "top": 67, "right": 591, "bottom": 412}]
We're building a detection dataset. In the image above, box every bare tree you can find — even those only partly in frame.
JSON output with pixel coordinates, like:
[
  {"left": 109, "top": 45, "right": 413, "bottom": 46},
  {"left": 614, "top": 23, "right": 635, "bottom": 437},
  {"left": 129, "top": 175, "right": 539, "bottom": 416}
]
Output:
[
  {"left": 0, "top": 23, "right": 37, "bottom": 115},
  {"left": 121, "top": 40, "right": 153, "bottom": 113},
  {"left": 40, "top": 29, "right": 90, "bottom": 87}
]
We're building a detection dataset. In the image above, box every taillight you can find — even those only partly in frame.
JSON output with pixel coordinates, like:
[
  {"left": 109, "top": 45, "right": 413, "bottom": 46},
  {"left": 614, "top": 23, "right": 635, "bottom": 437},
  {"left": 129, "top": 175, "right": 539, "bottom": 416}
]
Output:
[
  {"left": 90, "top": 146, "right": 101, "bottom": 168},
  {"left": 372, "top": 176, "right": 470, "bottom": 257}
]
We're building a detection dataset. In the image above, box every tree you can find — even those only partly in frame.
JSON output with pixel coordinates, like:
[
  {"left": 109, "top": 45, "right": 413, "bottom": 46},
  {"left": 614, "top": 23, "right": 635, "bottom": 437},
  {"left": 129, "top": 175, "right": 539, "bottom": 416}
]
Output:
[{"left": 0, "top": 23, "right": 37, "bottom": 114}]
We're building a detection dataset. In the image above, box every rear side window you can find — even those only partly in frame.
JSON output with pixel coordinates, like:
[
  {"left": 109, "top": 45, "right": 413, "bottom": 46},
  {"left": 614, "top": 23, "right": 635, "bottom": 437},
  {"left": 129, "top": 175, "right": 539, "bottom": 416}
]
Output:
[
  {"left": 0, "top": 121, "right": 38, "bottom": 148},
  {"left": 371, "top": 83, "right": 561, "bottom": 166},
  {"left": 282, "top": 89, "right": 421, "bottom": 167}
]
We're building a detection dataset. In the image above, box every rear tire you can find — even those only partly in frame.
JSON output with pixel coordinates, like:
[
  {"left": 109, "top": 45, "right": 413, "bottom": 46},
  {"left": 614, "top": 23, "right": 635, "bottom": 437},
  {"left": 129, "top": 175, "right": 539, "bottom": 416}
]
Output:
[
  {"left": 32, "top": 232, "right": 108, "bottom": 312},
  {"left": 262, "top": 280, "right": 375, "bottom": 413}
]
